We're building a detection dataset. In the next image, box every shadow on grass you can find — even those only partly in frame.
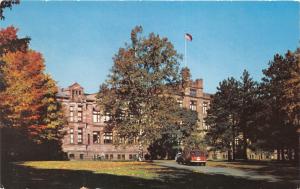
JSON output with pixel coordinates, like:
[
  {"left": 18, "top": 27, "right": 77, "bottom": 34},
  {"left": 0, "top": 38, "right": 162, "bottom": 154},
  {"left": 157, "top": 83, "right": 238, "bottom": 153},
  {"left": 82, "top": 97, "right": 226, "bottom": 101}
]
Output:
[
  {"left": 1, "top": 162, "right": 298, "bottom": 189},
  {"left": 212, "top": 160, "right": 299, "bottom": 182}
]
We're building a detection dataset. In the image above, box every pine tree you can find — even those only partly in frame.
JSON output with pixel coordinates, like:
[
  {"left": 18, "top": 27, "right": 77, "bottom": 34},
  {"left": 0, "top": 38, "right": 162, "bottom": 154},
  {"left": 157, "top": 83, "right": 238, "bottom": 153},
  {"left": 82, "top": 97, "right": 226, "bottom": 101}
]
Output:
[
  {"left": 259, "top": 50, "right": 299, "bottom": 161},
  {"left": 238, "top": 70, "right": 258, "bottom": 160},
  {"left": 205, "top": 77, "right": 240, "bottom": 161}
]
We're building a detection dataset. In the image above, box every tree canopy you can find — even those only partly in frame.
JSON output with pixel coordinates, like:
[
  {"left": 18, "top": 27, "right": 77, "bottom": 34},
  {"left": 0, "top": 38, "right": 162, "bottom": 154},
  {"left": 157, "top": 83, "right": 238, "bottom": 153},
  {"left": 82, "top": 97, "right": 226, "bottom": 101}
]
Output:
[{"left": 98, "top": 26, "right": 199, "bottom": 158}]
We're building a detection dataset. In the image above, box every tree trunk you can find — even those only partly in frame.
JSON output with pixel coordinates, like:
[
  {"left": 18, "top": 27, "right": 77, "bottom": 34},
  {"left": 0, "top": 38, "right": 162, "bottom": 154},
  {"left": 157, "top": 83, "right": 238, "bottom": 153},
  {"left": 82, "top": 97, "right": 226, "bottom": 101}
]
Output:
[
  {"left": 295, "top": 133, "right": 300, "bottom": 164},
  {"left": 227, "top": 150, "right": 232, "bottom": 161},
  {"left": 242, "top": 130, "right": 248, "bottom": 160},
  {"left": 277, "top": 147, "right": 281, "bottom": 161},
  {"left": 280, "top": 148, "right": 285, "bottom": 161}
]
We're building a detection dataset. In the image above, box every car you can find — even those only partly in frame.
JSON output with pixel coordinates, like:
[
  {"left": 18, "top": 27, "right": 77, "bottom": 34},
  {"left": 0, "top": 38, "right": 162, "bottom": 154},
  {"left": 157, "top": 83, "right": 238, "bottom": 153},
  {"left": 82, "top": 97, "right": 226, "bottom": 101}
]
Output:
[{"left": 176, "top": 149, "right": 206, "bottom": 166}]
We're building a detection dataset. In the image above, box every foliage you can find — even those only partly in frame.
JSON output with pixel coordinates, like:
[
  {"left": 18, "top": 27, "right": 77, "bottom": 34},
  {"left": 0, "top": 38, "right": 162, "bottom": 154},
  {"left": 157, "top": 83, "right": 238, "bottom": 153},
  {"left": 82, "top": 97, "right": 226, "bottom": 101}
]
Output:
[
  {"left": 256, "top": 50, "right": 299, "bottom": 160},
  {"left": 0, "top": 26, "right": 65, "bottom": 161},
  {"left": 0, "top": 26, "right": 30, "bottom": 91},
  {"left": 205, "top": 77, "right": 240, "bottom": 160},
  {"left": 98, "top": 26, "right": 183, "bottom": 156},
  {"left": 206, "top": 49, "right": 299, "bottom": 162},
  {"left": 0, "top": 0, "right": 19, "bottom": 20},
  {"left": 148, "top": 108, "right": 198, "bottom": 159}
]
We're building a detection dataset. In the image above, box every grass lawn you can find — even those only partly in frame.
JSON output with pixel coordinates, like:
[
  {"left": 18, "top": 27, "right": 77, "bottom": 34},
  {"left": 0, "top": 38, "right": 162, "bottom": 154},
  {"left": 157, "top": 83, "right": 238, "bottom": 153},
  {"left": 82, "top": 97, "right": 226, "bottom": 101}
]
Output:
[
  {"left": 20, "top": 161, "right": 165, "bottom": 179},
  {"left": 1, "top": 160, "right": 298, "bottom": 189}
]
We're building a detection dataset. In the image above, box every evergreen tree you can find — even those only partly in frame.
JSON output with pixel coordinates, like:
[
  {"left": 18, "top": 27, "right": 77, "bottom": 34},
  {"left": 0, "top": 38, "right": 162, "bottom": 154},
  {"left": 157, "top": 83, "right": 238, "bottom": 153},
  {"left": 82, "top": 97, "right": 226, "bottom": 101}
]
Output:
[
  {"left": 238, "top": 70, "right": 258, "bottom": 160},
  {"left": 258, "top": 50, "right": 299, "bottom": 161},
  {"left": 205, "top": 77, "right": 240, "bottom": 161}
]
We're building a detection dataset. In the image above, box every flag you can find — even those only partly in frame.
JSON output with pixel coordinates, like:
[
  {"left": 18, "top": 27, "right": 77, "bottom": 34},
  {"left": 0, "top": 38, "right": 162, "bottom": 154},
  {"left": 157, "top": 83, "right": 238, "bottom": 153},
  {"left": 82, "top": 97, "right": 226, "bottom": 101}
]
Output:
[{"left": 185, "top": 33, "right": 192, "bottom": 41}]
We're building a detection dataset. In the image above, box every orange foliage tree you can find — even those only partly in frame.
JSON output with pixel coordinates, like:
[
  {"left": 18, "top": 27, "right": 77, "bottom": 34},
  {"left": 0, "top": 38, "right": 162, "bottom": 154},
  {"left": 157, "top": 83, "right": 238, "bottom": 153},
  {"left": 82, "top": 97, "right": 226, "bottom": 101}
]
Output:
[{"left": 0, "top": 26, "right": 65, "bottom": 161}]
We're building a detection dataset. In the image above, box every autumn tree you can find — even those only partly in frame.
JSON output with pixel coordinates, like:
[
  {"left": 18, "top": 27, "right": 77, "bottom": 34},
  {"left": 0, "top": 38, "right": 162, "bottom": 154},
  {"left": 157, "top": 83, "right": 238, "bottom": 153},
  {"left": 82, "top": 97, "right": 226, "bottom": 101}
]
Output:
[
  {"left": 0, "top": 26, "right": 65, "bottom": 161},
  {"left": 0, "top": 26, "right": 30, "bottom": 91},
  {"left": 98, "top": 26, "right": 183, "bottom": 159},
  {"left": 257, "top": 50, "right": 300, "bottom": 161}
]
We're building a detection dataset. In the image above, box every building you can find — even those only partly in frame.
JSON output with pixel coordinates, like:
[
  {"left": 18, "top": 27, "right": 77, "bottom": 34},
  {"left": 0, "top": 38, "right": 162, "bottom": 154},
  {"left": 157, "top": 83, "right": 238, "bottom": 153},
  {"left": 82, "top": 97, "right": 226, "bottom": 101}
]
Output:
[{"left": 57, "top": 78, "right": 212, "bottom": 160}]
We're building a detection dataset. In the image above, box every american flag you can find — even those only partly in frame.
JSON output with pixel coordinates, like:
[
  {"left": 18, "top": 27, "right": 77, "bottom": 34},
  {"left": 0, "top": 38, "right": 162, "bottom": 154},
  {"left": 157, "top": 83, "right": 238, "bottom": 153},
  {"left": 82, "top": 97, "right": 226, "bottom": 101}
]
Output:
[{"left": 185, "top": 33, "right": 192, "bottom": 41}]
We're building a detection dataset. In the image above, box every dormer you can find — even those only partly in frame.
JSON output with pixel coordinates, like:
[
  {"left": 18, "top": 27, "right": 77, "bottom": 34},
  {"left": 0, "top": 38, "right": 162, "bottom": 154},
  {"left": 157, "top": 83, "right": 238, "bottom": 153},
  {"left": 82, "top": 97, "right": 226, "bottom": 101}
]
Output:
[{"left": 69, "top": 82, "right": 85, "bottom": 101}]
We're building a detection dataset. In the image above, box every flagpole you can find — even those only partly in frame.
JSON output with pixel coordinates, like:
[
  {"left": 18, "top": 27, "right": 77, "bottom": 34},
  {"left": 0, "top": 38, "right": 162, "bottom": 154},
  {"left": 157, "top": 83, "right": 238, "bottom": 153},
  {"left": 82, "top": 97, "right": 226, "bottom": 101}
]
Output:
[{"left": 184, "top": 37, "right": 187, "bottom": 67}]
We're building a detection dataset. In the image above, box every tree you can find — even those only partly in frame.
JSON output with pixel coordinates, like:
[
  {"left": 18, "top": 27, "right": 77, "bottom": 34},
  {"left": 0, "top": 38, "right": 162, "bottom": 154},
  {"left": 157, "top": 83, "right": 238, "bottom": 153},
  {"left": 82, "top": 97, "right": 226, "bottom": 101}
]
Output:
[
  {"left": 148, "top": 108, "right": 198, "bottom": 159},
  {"left": 98, "top": 26, "right": 182, "bottom": 159},
  {"left": 205, "top": 77, "right": 240, "bottom": 161},
  {"left": 0, "top": 0, "right": 19, "bottom": 20},
  {"left": 237, "top": 70, "right": 258, "bottom": 160},
  {"left": 0, "top": 26, "right": 30, "bottom": 91},
  {"left": 0, "top": 47, "right": 65, "bottom": 161},
  {"left": 258, "top": 50, "right": 300, "bottom": 161}
]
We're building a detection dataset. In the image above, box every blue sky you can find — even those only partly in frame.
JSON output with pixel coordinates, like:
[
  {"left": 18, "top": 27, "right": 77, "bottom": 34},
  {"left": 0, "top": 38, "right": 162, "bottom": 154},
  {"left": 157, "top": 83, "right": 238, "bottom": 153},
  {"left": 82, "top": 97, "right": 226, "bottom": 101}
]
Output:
[{"left": 1, "top": 1, "right": 299, "bottom": 94}]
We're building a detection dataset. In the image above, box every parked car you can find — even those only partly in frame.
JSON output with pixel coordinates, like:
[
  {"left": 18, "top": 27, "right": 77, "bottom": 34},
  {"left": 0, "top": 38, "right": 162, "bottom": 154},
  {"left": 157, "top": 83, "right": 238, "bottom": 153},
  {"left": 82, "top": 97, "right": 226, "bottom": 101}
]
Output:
[{"left": 176, "top": 149, "right": 206, "bottom": 166}]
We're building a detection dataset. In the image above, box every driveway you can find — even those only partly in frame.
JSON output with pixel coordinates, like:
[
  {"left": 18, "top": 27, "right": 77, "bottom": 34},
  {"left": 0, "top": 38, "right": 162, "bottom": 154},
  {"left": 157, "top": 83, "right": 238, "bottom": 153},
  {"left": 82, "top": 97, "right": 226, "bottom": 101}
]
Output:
[{"left": 154, "top": 160, "right": 284, "bottom": 183}]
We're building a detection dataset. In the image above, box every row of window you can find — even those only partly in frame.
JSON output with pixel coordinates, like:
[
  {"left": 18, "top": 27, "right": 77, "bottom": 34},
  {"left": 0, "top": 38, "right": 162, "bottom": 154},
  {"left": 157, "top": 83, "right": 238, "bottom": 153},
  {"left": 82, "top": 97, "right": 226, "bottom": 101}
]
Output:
[
  {"left": 69, "top": 153, "right": 138, "bottom": 160},
  {"left": 69, "top": 101, "right": 209, "bottom": 123},
  {"left": 177, "top": 99, "right": 209, "bottom": 113},
  {"left": 69, "top": 105, "right": 111, "bottom": 123},
  {"left": 69, "top": 129, "right": 113, "bottom": 144}
]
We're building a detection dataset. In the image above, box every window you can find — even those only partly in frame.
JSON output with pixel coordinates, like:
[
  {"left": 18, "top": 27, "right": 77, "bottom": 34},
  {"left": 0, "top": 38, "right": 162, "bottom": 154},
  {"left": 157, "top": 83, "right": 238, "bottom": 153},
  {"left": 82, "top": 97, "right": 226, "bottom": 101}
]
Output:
[
  {"left": 103, "top": 112, "right": 111, "bottom": 122},
  {"left": 70, "top": 128, "right": 74, "bottom": 144},
  {"left": 70, "top": 106, "right": 74, "bottom": 122},
  {"left": 127, "top": 137, "right": 136, "bottom": 145},
  {"left": 190, "top": 100, "right": 197, "bottom": 111},
  {"left": 78, "top": 128, "right": 83, "bottom": 144},
  {"left": 69, "top": 154, "right": 75, "bottom": 159},
  {"left": 122, "top": 154, "right": 125, "bottom": 160},
  {"left": 105, "top": 154, "right": 109, "bottom": 160},
  {"left": 77, "top": 105, "right": 83, "bottom": 122},
  {"left": 190, "top": 88, "right": 197, "bottom": 96},
  {"left": 203, "top": 120, "right": 209, "bottom": 130},
  {"left": 129, "top": 154, "right": 133, "bottom": 160},
  {"left": 80, "top": 154, "right": 84, "bottom": 160},
  {"left": 88, "top": 134, "right": 90, "bottom": 145},
  {"left": 203, "top": 102, "right": 208, "bottom": 114},
  {"left": 93, "top": 131, "right": 100, "bottom": 144},
  {"left": 93, "top": 111, "right": 101, "bottom": 123},
  {"left": 118, "top": 154, "right": 121, "bottom": 160},
  {"left": 110, "top": 154, "right": 113, "bottom": 160},
  {"left": 177, "top": 99, "right": 183, "bottom": 108},
  {"left": 104, "top": 132, "right": 113, "bottom": 144}
]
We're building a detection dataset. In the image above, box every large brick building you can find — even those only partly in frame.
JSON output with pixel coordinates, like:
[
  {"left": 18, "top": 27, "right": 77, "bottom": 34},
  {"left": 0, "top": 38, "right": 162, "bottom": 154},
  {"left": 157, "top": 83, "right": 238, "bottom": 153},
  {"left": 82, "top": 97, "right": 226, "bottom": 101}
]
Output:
[{"left": 57, "top": 78, "right": 212, "bottom": 160}]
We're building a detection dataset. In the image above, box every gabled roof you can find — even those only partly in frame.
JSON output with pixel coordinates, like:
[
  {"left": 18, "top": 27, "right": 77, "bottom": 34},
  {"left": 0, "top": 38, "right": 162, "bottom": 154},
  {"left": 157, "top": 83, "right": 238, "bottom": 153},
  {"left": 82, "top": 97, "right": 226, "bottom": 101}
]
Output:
[{"left": 69, "top": 82, "right": 84, "bottom": 89}]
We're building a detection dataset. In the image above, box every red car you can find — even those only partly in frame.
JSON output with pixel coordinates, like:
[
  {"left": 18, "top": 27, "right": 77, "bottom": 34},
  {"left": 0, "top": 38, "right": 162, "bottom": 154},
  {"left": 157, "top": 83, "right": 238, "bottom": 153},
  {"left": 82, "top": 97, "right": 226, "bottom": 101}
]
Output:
[{"left": 176, "top": 149, "right": 207, "bottom": 166}]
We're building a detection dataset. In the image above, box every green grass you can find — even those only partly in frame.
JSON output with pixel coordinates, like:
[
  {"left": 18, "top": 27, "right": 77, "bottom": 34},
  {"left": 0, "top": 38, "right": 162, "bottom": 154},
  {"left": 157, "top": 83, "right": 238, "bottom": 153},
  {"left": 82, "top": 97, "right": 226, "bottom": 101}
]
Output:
[
  {"left": 20, "top": 161, "right": 162, "bottom": 179},
  {"left": 1, "top": 160, "right": 298, "bottom": 189}
]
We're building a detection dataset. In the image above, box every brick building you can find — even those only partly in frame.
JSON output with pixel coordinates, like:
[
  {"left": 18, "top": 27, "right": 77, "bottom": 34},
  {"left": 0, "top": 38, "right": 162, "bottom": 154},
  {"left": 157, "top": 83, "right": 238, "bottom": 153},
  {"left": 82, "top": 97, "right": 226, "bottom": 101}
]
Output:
[{"left": 57, "top": 78, "right": 212, "bottom": 160}]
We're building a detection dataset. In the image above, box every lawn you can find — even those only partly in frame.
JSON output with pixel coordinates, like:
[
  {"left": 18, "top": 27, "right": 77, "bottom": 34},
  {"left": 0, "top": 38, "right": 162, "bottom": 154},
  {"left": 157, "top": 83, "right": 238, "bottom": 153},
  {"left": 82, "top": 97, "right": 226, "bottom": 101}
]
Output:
[
  {"left": 1, "top": 160, "right": 298, "bottom": 189},
  {"left": 20, "top": 161, "right": 166, "bottom": 179}
]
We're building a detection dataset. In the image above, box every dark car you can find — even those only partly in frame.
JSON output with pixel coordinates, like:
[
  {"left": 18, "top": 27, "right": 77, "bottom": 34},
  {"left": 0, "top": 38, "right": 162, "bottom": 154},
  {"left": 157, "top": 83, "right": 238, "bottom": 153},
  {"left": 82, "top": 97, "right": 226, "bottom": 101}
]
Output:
[{"left": 176, "top": 149, "right": 206, "bottom": 166}]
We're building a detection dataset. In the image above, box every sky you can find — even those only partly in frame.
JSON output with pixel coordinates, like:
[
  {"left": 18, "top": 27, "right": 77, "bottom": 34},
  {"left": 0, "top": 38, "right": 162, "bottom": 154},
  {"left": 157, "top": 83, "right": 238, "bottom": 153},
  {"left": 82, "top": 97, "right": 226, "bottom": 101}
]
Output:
[{"left": 1, "top": 1, "right": 299, "bottom": 94}]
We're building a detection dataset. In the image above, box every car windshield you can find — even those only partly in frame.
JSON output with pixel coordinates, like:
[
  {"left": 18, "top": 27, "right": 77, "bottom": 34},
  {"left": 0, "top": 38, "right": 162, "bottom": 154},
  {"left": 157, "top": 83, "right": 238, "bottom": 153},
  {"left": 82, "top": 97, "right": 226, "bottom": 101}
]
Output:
[{"left": 191, "top": 151, "right": 204, "bottom": 156}]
